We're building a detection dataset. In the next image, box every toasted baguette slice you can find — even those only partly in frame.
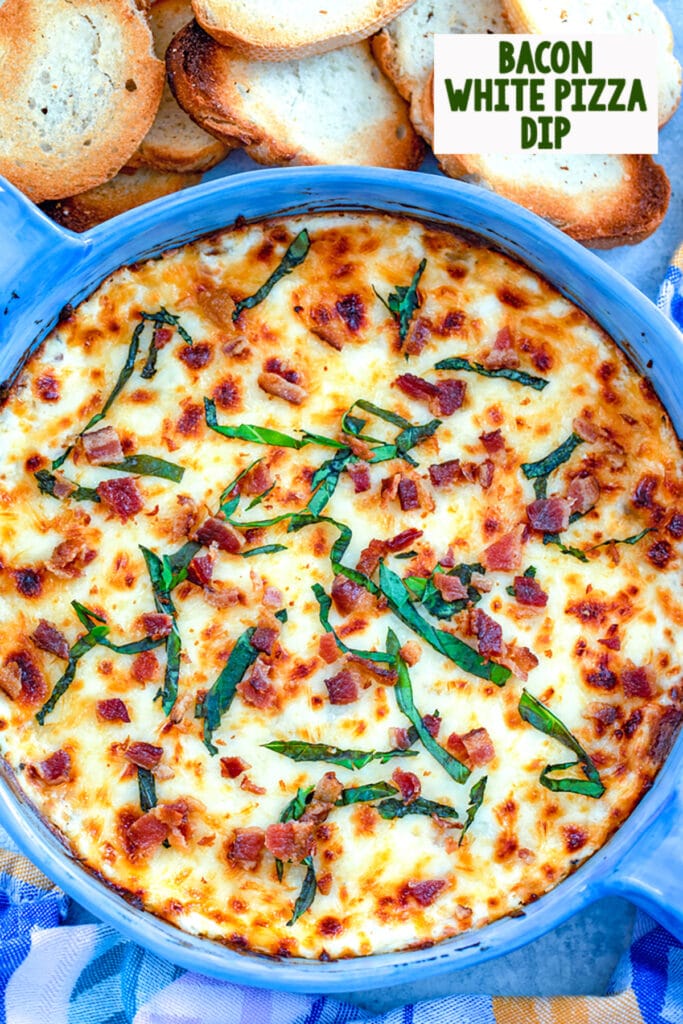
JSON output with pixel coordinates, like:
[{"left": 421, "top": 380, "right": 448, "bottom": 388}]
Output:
[
  {"left": 167, "top": 22, "right": 424, "bottom": 169},
  {"left": 502, "top": 0, "right": 681, "bottom": 127},
  {"left": 41, "top": 166, "right": 202, "bottom": 232},
  {"left": 191, "top": 0, "right": 417, "bottom": 61},
  {"left": 133, "top": 0, "right": 232, "bottom": 171},
  {"left": 374, "top": 0, "right": 511, "bottom": 145},
  {"left": 0, "top": 0, "right": 165, "bottom": 202},
  {"left": 439, "top": 152, "right": 670, "bottom": 247}
]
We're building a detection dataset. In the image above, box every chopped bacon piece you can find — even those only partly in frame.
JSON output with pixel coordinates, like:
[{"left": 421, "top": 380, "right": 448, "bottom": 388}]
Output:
[
  {"left": 325, "top": 669, "right": 359, "bottom": 705},
  {"left": 482, "top": 525, "right": 525, "bottom": 572},
  {"left": 480, "top": 429, "right": 505, "bottom": 454},
  {"left": 127, "top": 812, "right": 169, "bottom": 859},
  {"left": 220, "top": 756, "right": 251, "bottom": 779},
  {"left": 397, "top": 477, "right": 420, "bottom": 511},
  {"left": 346, "top": 655, "right": 397, "bottom": 687},
  {"left": 405, "top": 316, "right": 431, "bottom": 355},
  {"left": 400, "top": 879, "right": 446, "bottom": 907},
  {"left": 229, "top": 827, "right": 265, "bottom": 870},
  {"left": 250, "top": 627, "right": 277, "bottom": 655},
  {"left": 97, "top": 698, "right": 130, "bottom": 723},
  {"left": 647, "top": 540, "right": 673, "bottom": 568},
  {"left": 348, "top": 463, "right": 371, "bottom": 493},
  {"left": 667, "top": 512, "right": 683, "bottom": 539},
  {"left": 131, "top": 650, "right": 159, "bottom": 684},
  {"left": 471, "top": 572, "right": 492, "bottom": 592},
  {"left": 46, "top": 538, "right": 96, "bottom": 578},
  {"left": 201, "top": 582, "right": 242, "bottom": 609},
  {"left": 583, "top": 702, "right": 618, "bottom": 731},
  {"left": 429, "top": 459, "right": 461, "bottom": 488},
  {"left": 179, "top": 343, "right": 212, "bottom": 369},
  {"left": 187, "top": 553, "right": 214, "bottom": 586},
  {"left": 97, "top": 477, "right": 143, "bottom": 521},
  {"left": 241, "top": 775, "right": 266, "bottom": 795},
  {"left": 394, "top": 373, "right": 435, "bottom": 403},
  {"left": 357, "top": 539, "right": 388, "bottom": 576},
  {"left": 30, "top": 620, "right": 69, "bottom": 660},
  {"left": 82, "top": 425, "right": 124, "bottom": 465},
  {"left": 313, "top": 772, "right": 343, "bottom": 805},
  {"left": 387, "top": 528, "right": 423, "bottom": 552},
  {"left": 434, "top": 573, "right": 468, "bottom": 602},
  {"left": 242, "top": 461, "right": 273, "bottom": 498},
  {"left": 446, "top": 732, "right": 469, "bottom": 762},
  {"left": 36, "top": 749, "right": 71, "bottom": 784},
  {"left": 392, "top": 768, "right": 421, "bottom": 803},
  {"left": 512, "top": 575, "right": 548, "bottom": 607},
  {"left": 633, "top": 475, "right": 659, "bottom": 508},
  {"left": 331, "top": 574, "right": 370, "bottom": 615},
  {"left": 141, "top": 613, "right": 173, "bottom": 640},
  {"left": 483, "top": 326, "right": 518, "bottom": 369},
  {"left": 51, "top": 472, "right": 78, "bottom": 499},
  {"left": 196, "top": 517, "right": 244, "bottom": 554},
  {"left": 499, "top": 642, "right": 539, "bottom": 680},
  {"left": 399, "top": 640, "right": 422, "bottom": 666},
  {"left": 125, "top": 742, "right": 163, "bottom": 770},
  {"left": 1, "top": 651, "right": 47, "bottom": 705},
  {"left": 567, "top": 474, "right": 600, "bottom": 515},
  {"left": 526, "top": 498, "right": 570, "bottom": 534},
  {"left": 0, "top": 662, "right": 21, "bottom": 700},
  {"left": 390, "top": 727, "right": 412, "bottom": 750},
  {"left": 237, "top": 660, "right": 277, "bottom": 709},
  {"left": 319, "top": 632, "right": 339, "bottom": 664},
  {"left": 262, "top": 585, "right": 284, "bottom": 609},
  {"left": 478, "top": 460, "right": 495, "bottom": 489},
  {"left": 435, "top": 379, "right": 466, "bottom": 415},
  {"left": 474, "top": 609, "right": 503, "bottom": 657},
  {"left": 265, "top": 357, "right": 301, "bottom": 384},
  {"left": 380, "top": 473, "right": 401, "bottom": 504},
  {"left": 461, "top": 727, "right": 495, "bottom": 767},
  {"left": 265, "top": 821, "right": 316, "bottom": 863},
  {"left": 422, "top": 713, "right": 441, "bottom": 737},
  {"left": 572, "top": 416, "right": 601, "bottom": 443},
  {"left": 621, "top": 665, "right": 653, "bottom": 699},
  {"left": 344, "top": 433, "right": 375, "bottom": 461},
  {"left": 153, "top": 799, "right": 194, "bottom": 847},
  {"left": 258, "top": 371, "right": 307, "bottom": 405}
]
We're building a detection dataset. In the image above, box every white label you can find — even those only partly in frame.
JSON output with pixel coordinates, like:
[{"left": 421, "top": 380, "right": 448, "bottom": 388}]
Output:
[{"left": 433, "top": 35, "right": 658, "bottom": 155}]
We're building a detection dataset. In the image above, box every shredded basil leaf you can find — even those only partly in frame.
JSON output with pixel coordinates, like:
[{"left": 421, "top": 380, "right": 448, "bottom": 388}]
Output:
[
  {"left": 518, "top": 689, "right": 605, "bottom": 798},
  {"left": 102, "top": 454, "right": 185, "bottom": 482},
  {"left": 199, "top": 628, "right": 259, "bottom": 754},
  {"left": 36, "top": 621, "right": 109, "bottom": 725},
  {"left": 205, "top": 398, "right": 341, "bottom": 452},
  {"left": 234, "top": 229, "right": 311, "bottom": 321},
  {"left": 263, "top": 739, "right": 418, "bottom": 771},
  {"left": 336, "top": 782, "right": 398, "bottom": 805},
  {"left": 307, "top": 448, "right": 354, "bottom": 516},
  {"left": 162, "top": 541, "right": 202, "bottom": 590},
  {"left": 374, "top": 258, "right": 427, "bottom": 344},
  {"left": 405, "top": 561, "right": 485, "bottom": 620},
  {"left": 275, "top": 609, "right": 288, "bottom": 623},
  {"left": 140, "top": 547, "right": 181, "bottom": 715},
  {"left": 241, "top": 544, "right": 287, "bottom": 558},
  {"left": 35, "top": 469, "right": 100, "bottom": 503},
  {"left": 245, "top": 482, "right": 276, "bottom": 511},
  {"left": 395, "top": 550, "right": 418, "bottom": 560},
  {"left": 286, "top": 856, "right": 317, "bottom": 927},
  {"left": 434, "top": 357, "right": 548, "bottom": 391},
  {"left": 312, "top": 583, "right": 394, "bottom": 664},
  {"left": 140, "top": 307, "right": 193, "bottom": 379},
  {"left": 590, "top": 527, "right": 654, "bottom": 550},
  {"left": 281, "top": 786, "right": 315, "bottom": 823},
  {"left": 521, "top": 433, "right": 583, "bottom": 480},
  {"left": 388, "top": 629, "right": 470, "bottom": 784},
  {"left": 459, "top": 776, "right": 487, "bottom": 845},
  {"left": 71, "top": 601, "right": 165, "bottom": 656},
  {"left": 218, "top": 459, "right": 265, "bottom": 517},
  {"left": 377, "top": 796, "right": 460, "bottom": 821},
  {"left": 543, "top": 537, "right": 589, "bottom": 563},
  {"left": 138, "top": 767, "right": 158, "bottom": 814}
]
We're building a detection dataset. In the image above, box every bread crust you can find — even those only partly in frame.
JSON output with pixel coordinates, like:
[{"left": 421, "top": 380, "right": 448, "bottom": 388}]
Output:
[
  {"left": 166, "top": 21, "right": 424, "bottom": 169},
  {"left": 0, "top": 0, "right": 165, "bottom": 202},
  {"left": 191, "top": 0, "right": 417, "bottom": 61}
]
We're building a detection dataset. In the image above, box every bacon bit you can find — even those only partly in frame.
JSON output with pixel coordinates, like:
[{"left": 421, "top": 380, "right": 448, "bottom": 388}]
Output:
[
  {"left": 1, "top": 651, "right": 47, "bottom": 705},
  {"left": 346, "top": 655, "right": 397, "bottom": 687},
  {"left": 499, "top": 642, "right": 538, "bottom": 681},
  {"left": 621, "top": 664, "right": 653, "bottom": 699},
  {"left": 131, "top": 650, "right": 159, "bottom": 684},
  {"left": 394, "top": 372, "right": 435, "bottom": 403},
  {"left": 241, "top": 774, "right": 266, "bottom": 795},
  {"left": 380, "top": 473, "right": 401, "bottom": 505},
  {"left": 250, "top": 627, "right": 278, "bottom": 655},
  {"left": 446, "top": 732, "right": 469, "bottom": 762},
  {"left": 187, "top": 553, "right": 214, "bottom": 586},
  {"left": 30, "top": 620, "right": 69, "bottom": 660},
  {"left": 82, "top": 425, "right": 124, "bottom": 465},
  {"left": 237, "top": 660, "right": 277, "bottom": 709},
  {"left": 336, "top": 294, "right": 365, "bottom": 331},
  {"left": 428, "top": 459, "right": 461, "bottom": 488},
  {"left": 474, "top": 609, "right": 503, "bottom": 657},
  {"left": 647, "top": 540, "right": 673, "bottom": 568},
  {"left": 343, "top": 433, "right": 375, "bottom": 461},
  {"left": 434, "top": 573, "right": 468, "bottom": 602},
  {"left": 141, "top": 613, "right": 173, "bottom": 639},
  {"left": 319, "top": 633, "right": 339, "bottom": 664},
  {"left": 51, "top": 472, "right": 77, "bottom": 499},
  {"left": 331, "top": 574, "right": 370, "bottom": 615},
  {"left": 36, "top": 374, "right": 60, "bottom": 402},
  {"left": 262, "top": 585, "right": 284, "bottom": 609},
  {"left": 387, "top": 528, "right": 424, "bottom": 552},
  {"left": 390, "top": 727, "right": 412, "bottom": 750},
  {"left": 153, "top": 799, "right": 195, "bottom": 847},
  {"left": 97, "top": 699, "right": 130, "bottom": 723},
  {"left": 0, "top": 662, "right": 21, "bottom": 700},
  {"left": 586, "top": 657, "right": 618, "bottom": 691},
  {"left": 478, "top": 460, "right": 495, "bottom": 490},
  {"left": 348, "top": 464, "right": 371, "bottom": 493},
  {"left": 633, "top": 475, "right": 659, "bottom": 509},
  {"left": 512, "top": 576, "right": 548, "bottom": 607},
  {"left": 480, "top": 429, "right": 505, "bottom": 454},
  {"left": 220, "top": 756, "right": 250, "bottom": 778},
  {"left": 201, "top": 582, "right": 243, "bottom": 609},
  {"left": 483, "top": 326, "right": 518, "bottom": 369},
  {"left": 482, "top": 525, "right": 525, "bottom": 572},
  {"left": 35, "top": 749, "right": 71, "bottom": 785},
  {"left": 265, "top": 821, "right": 316, "bottom": 862},
  {"left": 435, "top": 379, "right": 466, "bottom": 415},
  {"left": 461, "top": 727, "right": 495, "bottom": 767},
  {"left": 46, "top": 539, "right": 96, "bottom": 579},
  {"left": 126, "top": 812, "right": 169, "bottom": 859},
  {"left": 196, "top": 517, "right": 244, "bottom": 553},
  {"left": 97, "top": 477, "right": 143, "bottom": 521},
  {"left": 325, "top": 669, "right": 359, "bottom": 705},
  {"left": 471, "top": 572, "right": 491, "bottom": 592},
  {"left": 241, "top": 462, "right": 273, "bottom": 498},
  {"left": 567, "top": 474, "right": 600, "bottom": 515},
  {"left": 313, "top": 772, "right": 344, "bottom": 805},
  {"left": 392, "top": 768, "right": 421, "bottom": 803},
  {"left": 397, "top": 477, "right": 420, "bottom": 511},
  {"left": 229, "top": 827, "right": 265, "bottom": 870},
  {"left": 421, "top": 713, "right": 441, "bottom": 738},
  {"left": 357, "top": 539, "right": 388, "bottom": 576},
  {"left": 667, "top": 512, "right": 683, "bottom": 539},
  {"left": 583, "top": 702, "right": 618, "bottom": 734},
  {"left": 399, "top": 879, "right": 446, "bottom": 907},
  {"left": 179, "top": 343, "right": 212, "bottom": 370},
  {"left": 526, "top": 498, "right": 570, "bottom": 534},
  {"left": 399, "top": 640, "right": 422, "bottom": 666},
  {"left": 125, "top": 742, "right": 163, "bottom": 770},
  {"left": 264, "top": 357, "right": 301, "bottom": 384},
  {"left": 258, "top": 371, "right": 307, "bottom": 405}
]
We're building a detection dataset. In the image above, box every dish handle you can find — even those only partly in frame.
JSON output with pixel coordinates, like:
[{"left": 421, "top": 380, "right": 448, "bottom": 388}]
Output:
[{"left": 603, "top": 782, "right": 683, "bottom": 941}]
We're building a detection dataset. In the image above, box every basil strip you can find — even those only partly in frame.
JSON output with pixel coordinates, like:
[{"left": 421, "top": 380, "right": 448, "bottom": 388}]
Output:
[
  {"left": 102, "top": 454, "right": 185, "bottom": 482},
  {"left": 521, "top": 433, "right": 583, "bottom": 480},
  {"left": 36, "top": 623, "right": 109, "bottom": 725},
  {"left": 199, "top": 628, "right": 259, "bottom": 754},
  {"left": 138, "top": 767, "right": 158, "bottom": 814},
  {"left": 377, "top": 796, "right": 459, "bottom": 821},
  {"left": 543, "top": 537, "right": 589, "bottom": 563},
  {"left": 388, "top": 629, "right": 470, "bottom": 785},
  {"left": 459, "top": 776, "right": 487, "bottom": 845},
  {"left": 405, "top": 561, "right": 485, "bottom": 620},
  {"left": 140, "top": 547, "right": 181, "bottom": 715},
  {"left": 263, "top": 740, "right": 418, "bottom": 771},
  {"left": 234, "top": 229, "right": 311, "bottom": 321},
  {"left": 591, "top": 527, "right": 654, "bottom": 550},
  {"left": 312, "top": 583, "right": 394, "bottom": 664},
  {"left": 336, "top": 782, "right": 398, "bottom": 805},
  {"left": 281, "top": 786, "right": 315, "bottom": 823},
  {"left": 394, "top": 418, "right": 441, "bottom": 456},
  {"left": 518, "top": 689, "right": 605, "bottom": 798},
  {"left": 241, "top": 544, "right": 287, "bottom": 558},
  {"left": 71, "top": 600, "right": 165, "bottom": 655},
  {"left": 379, "top": 563, "right": 510, "bottom": 685},
  {"left": 245, "top": 482, "right": 276, "bottom": 511},
  {"left": 163, "top": 541, "right": 202, "bottom": 588},
  {"left": 341, "top": 399, "right": 440, "bottom": 466},
  {"left": 205, "top": 398, "right": 342, "bottom": 451},
  {"left": 287, "top": 856, "right": 317, "bottom": 927},
  {"left": 140, "top": 308, "right": 193, "bottom": 379},
  {"left": 434, "top": 357, "right": 548, "bottom": 391},
  {"left": 35, "top": 469, "right": 100, "bottom": 503},
  {"left": 307, "top": 448, "right": 354, "bottom": 516},
  {"left": 219, "top": 458, "right": 264, "bottom": 517},
  {"left": 374, "top": 258, "right": 427, "bottom": 344}
]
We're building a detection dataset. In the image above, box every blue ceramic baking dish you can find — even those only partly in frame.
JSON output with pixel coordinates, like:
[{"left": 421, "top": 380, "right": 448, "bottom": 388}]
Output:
[{"left": 0, "top": 167, "right": 682, "bottom": 993}]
